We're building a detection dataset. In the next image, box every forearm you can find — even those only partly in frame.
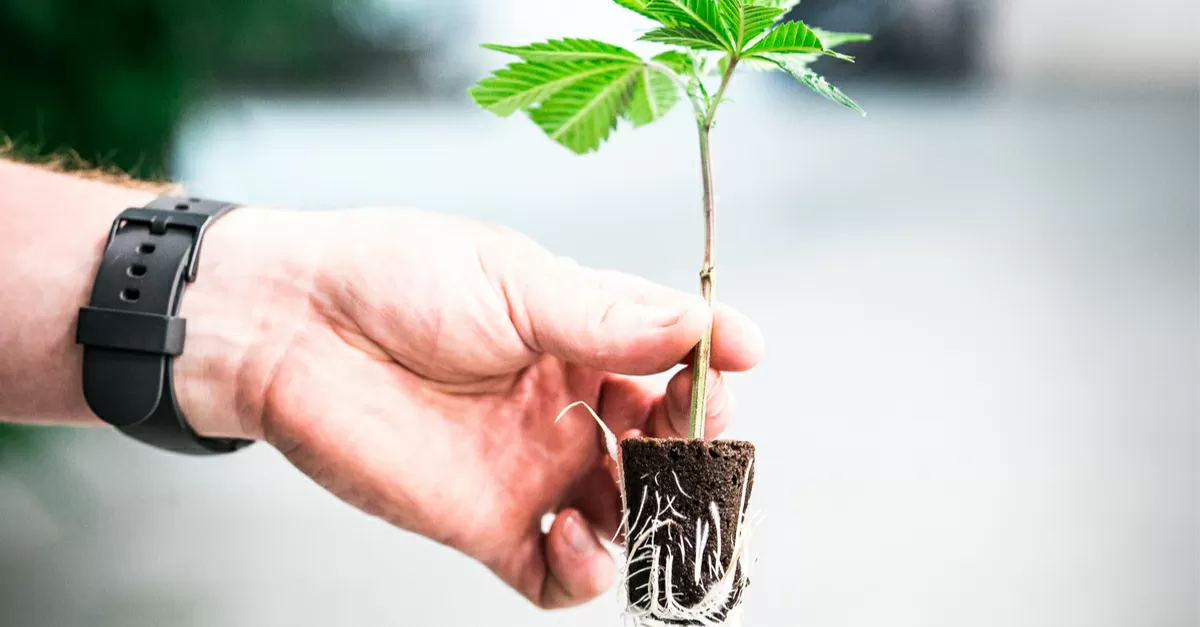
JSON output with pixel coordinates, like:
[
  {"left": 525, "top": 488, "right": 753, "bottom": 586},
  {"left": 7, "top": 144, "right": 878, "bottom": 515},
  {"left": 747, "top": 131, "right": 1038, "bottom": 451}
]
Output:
[
  {"left": 0, "top": 159, "right": 321, "bottom": 439},
  {"left": 0, "top": 159, "right": 158, "bottom": 426}
]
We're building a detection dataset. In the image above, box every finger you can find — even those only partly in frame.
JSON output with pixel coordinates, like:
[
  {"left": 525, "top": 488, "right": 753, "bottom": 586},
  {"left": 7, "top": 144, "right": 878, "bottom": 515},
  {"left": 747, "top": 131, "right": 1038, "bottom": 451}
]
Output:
[
  {"left": 564, "top": 381, "right": 653, "bottom": 541},
  {"left": 621, "top": 428, "right": 645, "bottom": 441},
  {"left": 673, "top": 304, "right": 765, "bottom": 372},
  {"left": 497, "top": 257, "right": 710, "bottom": 375},
  {"left": 594, "top": 374, "right": 660, "bottom": 436},
  {"left": 585, "top": 269, "right": 765, "bottom": 372},
  {"left": 710, "top": 303, "right": 765, "bottom": 372},
  {"left": 571, "top": 427, "right": 647, "bottom": 543},
  {"left": 540, "top": 510, "right": 617, "bottom": 609},
  {"left": 649, "top": 367, "right": 734, "bottom": 439},
  {"left": 570, "top": 465, "right": 623, "bottom": 541}
]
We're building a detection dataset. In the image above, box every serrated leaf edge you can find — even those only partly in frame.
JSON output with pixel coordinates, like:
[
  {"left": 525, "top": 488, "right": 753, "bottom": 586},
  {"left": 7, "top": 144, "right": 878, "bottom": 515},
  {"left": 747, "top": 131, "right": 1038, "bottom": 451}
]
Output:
[{"left": 645, "top": 0, "right": 733, "bottom": 51}]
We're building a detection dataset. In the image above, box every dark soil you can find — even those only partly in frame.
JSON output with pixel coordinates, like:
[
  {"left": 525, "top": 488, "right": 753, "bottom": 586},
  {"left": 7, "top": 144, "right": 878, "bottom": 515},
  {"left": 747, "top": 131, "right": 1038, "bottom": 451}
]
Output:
[{"left": 620, "top": 437, "right": 756, "bottom": 623}]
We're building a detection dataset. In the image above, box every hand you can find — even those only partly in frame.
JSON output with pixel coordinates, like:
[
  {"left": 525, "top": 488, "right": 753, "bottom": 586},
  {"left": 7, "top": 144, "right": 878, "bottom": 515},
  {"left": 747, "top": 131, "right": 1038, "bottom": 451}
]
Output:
[{"left": 174, "top": 205, "right": 765, "bottom": 609}]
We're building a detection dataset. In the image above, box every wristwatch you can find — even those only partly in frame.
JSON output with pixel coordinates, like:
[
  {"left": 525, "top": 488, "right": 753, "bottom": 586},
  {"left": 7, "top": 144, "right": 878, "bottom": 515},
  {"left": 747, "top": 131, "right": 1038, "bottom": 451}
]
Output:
[{"left": 75, "top": 195, "right": 255, "bottom": 455}]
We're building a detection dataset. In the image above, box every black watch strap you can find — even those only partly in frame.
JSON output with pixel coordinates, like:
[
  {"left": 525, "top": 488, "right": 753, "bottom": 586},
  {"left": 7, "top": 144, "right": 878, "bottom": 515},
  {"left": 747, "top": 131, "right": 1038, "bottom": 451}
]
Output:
[{"left": 76, "top": 196, "right": 254, "bottom": 455}]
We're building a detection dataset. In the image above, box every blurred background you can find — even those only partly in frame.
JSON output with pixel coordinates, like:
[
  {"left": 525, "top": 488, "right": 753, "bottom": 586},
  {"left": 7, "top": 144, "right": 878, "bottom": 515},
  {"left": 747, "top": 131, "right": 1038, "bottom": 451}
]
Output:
[{"left": 1, "top": 0, "right": 1197, "bottom": 626}]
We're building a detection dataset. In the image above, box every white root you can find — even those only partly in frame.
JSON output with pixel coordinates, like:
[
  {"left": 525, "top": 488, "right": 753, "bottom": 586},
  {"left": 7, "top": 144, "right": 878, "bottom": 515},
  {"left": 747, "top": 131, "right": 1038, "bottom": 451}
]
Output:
[
  {"left": 694, "top": 520, "right": 709, "bottom": 585},
  {"left": 555, "top": 400, "right": 618, "bottom": 462},
  {"left": 556, "top": 400, "right": 629, "bottom": 545},
  {"left": 672, "top": 470, "right": 695, "bottom": 500},
  {"left": 620, "top": 458, "right": 759, "bottom": 627},
  {"left": 556, "top": 401, "right": 759, "bottom": 626}
]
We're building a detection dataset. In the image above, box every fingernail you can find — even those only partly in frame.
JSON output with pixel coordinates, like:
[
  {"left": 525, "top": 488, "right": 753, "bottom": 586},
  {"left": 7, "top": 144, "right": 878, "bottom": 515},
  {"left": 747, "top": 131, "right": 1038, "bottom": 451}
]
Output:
[
  {"left": 642, "top": 305, "right": 687, "bottom": 328},
  {"left": 601, "top": 302, "right": 683, "bottom": 332},
  {"left": 563, "top": 513, "right": 599, "bottom": 557},
  {"left": 670, "top": 371, "right": 722, "bottom": 434},
  {"left": 706, "top": 371, "right": 724, "bottom": 402},
  {"left": 667, "top": 371, "right": 697, "bottom": 430},
  {"left": 648, "top": 294, "right": 706, "bottom": 328},
  {"left": 668, "top": 396, "right": 689, "bottom": 436}
]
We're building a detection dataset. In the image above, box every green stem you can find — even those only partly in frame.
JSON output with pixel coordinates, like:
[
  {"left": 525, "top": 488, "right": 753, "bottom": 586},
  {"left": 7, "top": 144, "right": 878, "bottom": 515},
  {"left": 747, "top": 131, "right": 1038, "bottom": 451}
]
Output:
[
  {"left": 686, "top": 57, "right": 738, "bottom": 441},
  {"left": 703, "top": 58, "right": 738, "bottom": 128}
]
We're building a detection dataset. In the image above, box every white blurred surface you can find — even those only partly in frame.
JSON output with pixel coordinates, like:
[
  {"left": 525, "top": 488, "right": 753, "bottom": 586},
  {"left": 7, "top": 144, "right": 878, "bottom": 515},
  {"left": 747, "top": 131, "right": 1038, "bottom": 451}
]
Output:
[
  {"left": 3, "top": 78, "right": 1197, "bottom": 626},
  {"left": 454, "top": 0, "right": 1200, "bottom": 90},
  {"left": 988, "top": 0, "right": 1200, "bottom": 85}
]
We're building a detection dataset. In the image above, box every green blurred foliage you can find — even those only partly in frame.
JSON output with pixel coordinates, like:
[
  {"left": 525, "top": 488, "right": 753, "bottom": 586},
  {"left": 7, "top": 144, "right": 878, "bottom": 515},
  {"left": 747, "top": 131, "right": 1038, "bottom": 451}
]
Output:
[
  {"left": 0, "top": 0, "right": 352, "bottom": 176},
  {"left": 0, "top": 423, "right": 44, "bottom": 459},
  {"left": 0, "top": 0, "right": 358, "bottom": 455}
]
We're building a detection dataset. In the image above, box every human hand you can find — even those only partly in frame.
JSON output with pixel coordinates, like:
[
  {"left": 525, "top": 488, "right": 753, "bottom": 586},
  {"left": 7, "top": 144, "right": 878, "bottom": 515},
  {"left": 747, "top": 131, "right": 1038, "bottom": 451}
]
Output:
[{"left": 174, "top": 206, "right": 765, "bottom": 609}]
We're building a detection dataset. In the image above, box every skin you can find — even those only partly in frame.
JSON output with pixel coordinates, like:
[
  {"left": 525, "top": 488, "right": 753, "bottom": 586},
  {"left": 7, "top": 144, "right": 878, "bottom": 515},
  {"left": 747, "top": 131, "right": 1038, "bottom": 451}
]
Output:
[{"left": 0, "top": 159, "right": 765, "bottom": 609}]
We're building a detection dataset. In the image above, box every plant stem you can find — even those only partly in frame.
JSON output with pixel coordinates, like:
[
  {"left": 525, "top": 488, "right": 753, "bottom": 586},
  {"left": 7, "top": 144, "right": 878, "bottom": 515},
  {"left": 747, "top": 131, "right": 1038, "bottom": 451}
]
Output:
[
  {"left": 686, "top": 57, "right": 737, "bottom": 440},
  {"left": 703, "top": 59, "right": 738, "bottom": 129}
]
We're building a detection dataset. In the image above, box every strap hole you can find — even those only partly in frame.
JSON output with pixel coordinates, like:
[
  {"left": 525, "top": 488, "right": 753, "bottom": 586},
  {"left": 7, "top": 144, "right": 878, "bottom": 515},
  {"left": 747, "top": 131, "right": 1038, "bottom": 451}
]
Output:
[
  {"left": 121, "top": 288, "right": 141, "bottom": 302},
  {"left": 127, "top": 264, "right": 147, "bottom": 277},
  {"left": 175, "top": 203, "right": 190, "bottom": 211},
  {"left": 138, "top": 243, "right": 156, "bottom": 254}
]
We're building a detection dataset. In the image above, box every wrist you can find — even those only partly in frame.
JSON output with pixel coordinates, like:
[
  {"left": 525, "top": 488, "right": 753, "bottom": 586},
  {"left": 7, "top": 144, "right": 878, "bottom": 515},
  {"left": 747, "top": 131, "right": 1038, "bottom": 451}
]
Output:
[
  {"left": 173, "top": 205, "right": 327, "bottom": 441},
  {"left": 0, "top": 162, "right": 158, "bottom": 425}
]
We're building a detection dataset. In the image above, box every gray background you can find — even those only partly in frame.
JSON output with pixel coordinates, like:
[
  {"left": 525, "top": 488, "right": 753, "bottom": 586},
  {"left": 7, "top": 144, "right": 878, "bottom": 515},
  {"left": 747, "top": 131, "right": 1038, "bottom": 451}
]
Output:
[{"left": 2, "top": 0, "right": 1197, "bottom": 625}]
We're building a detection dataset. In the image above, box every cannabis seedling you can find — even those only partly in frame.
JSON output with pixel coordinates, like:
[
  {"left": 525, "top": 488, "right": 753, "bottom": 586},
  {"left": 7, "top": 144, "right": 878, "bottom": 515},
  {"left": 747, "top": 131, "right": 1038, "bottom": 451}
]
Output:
[
  {"left": 472, "top": 1, "right": 869, "bottom": 623},
  {"left": 471, "top": 0, "right": 867, "bottom": 441}
]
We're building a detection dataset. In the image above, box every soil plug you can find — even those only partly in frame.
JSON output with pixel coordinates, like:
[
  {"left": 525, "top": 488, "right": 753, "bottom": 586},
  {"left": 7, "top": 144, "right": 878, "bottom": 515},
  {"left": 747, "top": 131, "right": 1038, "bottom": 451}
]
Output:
[{"left": 620, "top": 437, "right": 756, "bottom": 625}]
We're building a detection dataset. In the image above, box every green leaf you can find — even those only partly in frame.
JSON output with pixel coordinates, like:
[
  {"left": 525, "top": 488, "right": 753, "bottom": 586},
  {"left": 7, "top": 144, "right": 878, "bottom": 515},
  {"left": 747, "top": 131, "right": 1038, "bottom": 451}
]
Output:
[
  {"left": 644, "top": 0, "right": 733, "bottom": 50},
  {"left": 745, "top": 20, "right": 824, "bottom": 55},
  {"left": 481, "top": 38, "right": 642, "bottom": 63},
  {"left": 640, "top": 26, "right": 729, "bottom": 51},
  {"left": 740, "top": 5, "right": 788, "bottom": 46},
  {"left": 470, "top": 61, "right": 630, "bottom": 117},
  {"left": 651, "top": 50, "right": 694, "bottom": 75},
  {"left": 717, "top": 0, "right": 785, "bottom": 50},
  {"left": 734, "top": 53, "right": 786, "bottom": 71},
  {"left": 627, "top": 65, "right": 680, "bottom": 126},
  {"left": 795, "top": 69, "right": 863, "bottom": 114},
  {"left": 766, "top": 55, "right": 864, "bottom": 115},
  {"left": 740, "top": 27, "right": 869, "bottom": 72},
  {"left": 613, "top": 0, "right": 660, "bottom": 18},
  {"left": 811, "top": 28, "right": 872, "bottom": 50},
  {"left": 747, "top": 51, "right": 810, "bottom": 72},
  {"left": 529, "top": 66, "right": 642, "bottom": 154}
]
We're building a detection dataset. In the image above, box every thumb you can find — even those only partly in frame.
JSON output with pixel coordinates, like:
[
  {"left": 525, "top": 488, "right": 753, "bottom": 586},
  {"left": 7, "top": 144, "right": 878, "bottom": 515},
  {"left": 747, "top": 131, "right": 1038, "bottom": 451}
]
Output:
[
  {"left": 502, "top": 255, "right": 710, "bottom": 375},
  {"left": 539, "top": 510, "right": 617, "bottom": 609},
  {"left": 488, "top": 510, "right": 616, "bottom": 609}
]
